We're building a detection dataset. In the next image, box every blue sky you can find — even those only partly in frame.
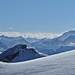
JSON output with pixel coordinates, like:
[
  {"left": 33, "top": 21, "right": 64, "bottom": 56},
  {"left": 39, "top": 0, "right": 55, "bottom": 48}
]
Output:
[{"left": 0, "top": 0, "right": 75, "bottom": 33}]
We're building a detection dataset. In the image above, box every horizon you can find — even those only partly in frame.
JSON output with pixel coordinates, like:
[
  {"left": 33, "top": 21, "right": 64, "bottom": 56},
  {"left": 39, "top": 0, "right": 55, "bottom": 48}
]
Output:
[
  {"left": 0, "top": 0, "right": 75, "bottom": 33},
  {"left": 0, "top": 31, "right": 61, "bottom": 39},
  {"left": 0, "top": 29, "right": 75, "bottom": 39}
]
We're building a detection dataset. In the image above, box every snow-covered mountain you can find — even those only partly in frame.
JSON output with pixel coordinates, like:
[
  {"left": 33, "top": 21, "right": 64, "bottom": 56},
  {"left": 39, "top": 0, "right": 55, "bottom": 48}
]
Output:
[
  {"left": 25, "top": 37, "right": 39, "bottom": 43},
  {"left": 0, "top": 30, "right": 75, "bottom": 55},
  {"left": 0, "top": 41, "right": 8, "bottom": 52},
  {"left": 63, "top": 35, "right": 75, "bottom": 46},
  {"left": 0, "top": 35, "right": 30, "bottom": 48},
  {"left": 56, "top": 46, "right": 75, "bottom": 53},
  {"left": 0, "top": 44, "right": 45, "bottom": 62},
  {"left": 58, "top": 30, "right": 75, "bottom": 41},
  {"left": 0, "top": 50, "right": 75, "bottom": 75},
  {"left": 30, "top": 30, "right": 75, "bottom": 55},
  {"left": 30, "top": 38, "right": 62, "bottom": 55}
]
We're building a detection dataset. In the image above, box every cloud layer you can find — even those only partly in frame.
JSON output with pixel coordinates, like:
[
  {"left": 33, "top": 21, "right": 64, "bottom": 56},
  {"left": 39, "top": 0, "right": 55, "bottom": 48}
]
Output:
[{"left": 0, "top": 32, "right": 61, "bottom": 39}]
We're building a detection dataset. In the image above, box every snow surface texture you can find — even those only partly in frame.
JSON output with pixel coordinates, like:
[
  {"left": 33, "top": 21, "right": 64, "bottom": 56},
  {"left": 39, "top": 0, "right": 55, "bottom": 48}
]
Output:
[{"left": 0, "top": 50, "right": 75, "bottom": 75}]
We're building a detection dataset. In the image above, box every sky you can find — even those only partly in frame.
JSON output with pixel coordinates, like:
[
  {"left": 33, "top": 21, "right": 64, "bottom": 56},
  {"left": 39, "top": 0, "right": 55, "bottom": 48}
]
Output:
[{"left": 0, "top": 0, "right": 75, "bottom": 33}]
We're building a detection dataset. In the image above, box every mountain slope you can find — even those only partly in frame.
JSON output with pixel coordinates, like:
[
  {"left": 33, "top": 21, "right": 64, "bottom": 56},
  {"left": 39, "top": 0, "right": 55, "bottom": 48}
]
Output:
[
  {"left": 30, "top": 30, "right": 75, "bottom": 55},
  {"left": 0, "top": 41, "right": 8, "bottom": 52},
  {"left": 63, "top": 35, "right": 75, "bottom": 46},
  {"left": 58, "top": 30, "right": 75, "bottom": 41},
  {"left": 0, "top": 35, "right": 29, "bottom": 48},
  {"left": 0, "top": 50, "right": 75, "bottom": 75},
  {"left": 0, "top": 44, "right": 45, "bottom": 62}
]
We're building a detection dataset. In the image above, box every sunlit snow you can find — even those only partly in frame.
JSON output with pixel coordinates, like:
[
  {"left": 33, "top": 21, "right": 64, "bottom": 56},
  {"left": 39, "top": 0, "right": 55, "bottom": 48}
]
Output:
[{"left": 0, "top": 50, "right": 75, "bottom": 75}]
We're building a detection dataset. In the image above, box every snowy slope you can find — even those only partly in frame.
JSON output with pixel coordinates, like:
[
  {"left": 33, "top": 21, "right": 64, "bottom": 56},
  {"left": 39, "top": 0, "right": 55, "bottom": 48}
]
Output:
[
  {"left": 0, "top": 41, "right": 8, "bottom": 52},
  {"left": 58, "top": 30, "right": 75, "bottom": 41},
  {"left": 0, "top": 50, "right": 75, "bottom": 75}
]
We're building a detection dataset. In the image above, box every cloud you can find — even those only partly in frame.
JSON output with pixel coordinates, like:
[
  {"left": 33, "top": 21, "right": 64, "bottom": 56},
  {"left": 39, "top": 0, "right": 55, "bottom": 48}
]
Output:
[
  {"left": 0, "top": 32, "right": 62, "bottom": 39},
  {"left": 9, "top": 27, "right": 14, "bottom": 30},
  {"left": 22, "top": 33, "right": 62, "bottom": 39},
  {"left": 0, "top": 32, "right": 21, "bottom": 37}
]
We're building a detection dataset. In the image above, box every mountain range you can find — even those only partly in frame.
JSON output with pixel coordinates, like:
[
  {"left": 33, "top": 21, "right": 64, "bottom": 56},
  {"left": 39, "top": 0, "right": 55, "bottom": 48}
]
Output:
[
  {"left": 0, "top": 35, "right": 29, "bottom": 51},
  {"left": 0, "top": 30, "right": 75, "bottom": 56},
  {"left": 30, "top": 30, "right": 75, "bottom": 55}
]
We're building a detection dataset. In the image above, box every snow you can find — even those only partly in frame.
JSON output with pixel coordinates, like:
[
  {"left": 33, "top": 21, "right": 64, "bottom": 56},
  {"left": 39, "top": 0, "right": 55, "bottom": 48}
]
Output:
[
  {"left": 0, "top": 44, "right": 45, "bottom": 62},
  {"left": 30, "top": 30, "right": 75, "bottom": 55},
  {"left": 0, "top": 50, "right": 75, "bottom": 75},
  {"left": 0, "top": 52, "right": 2, "bottom": 54},
  {"left": 58, "top": 30, "right": 75, "bottom": 41}
]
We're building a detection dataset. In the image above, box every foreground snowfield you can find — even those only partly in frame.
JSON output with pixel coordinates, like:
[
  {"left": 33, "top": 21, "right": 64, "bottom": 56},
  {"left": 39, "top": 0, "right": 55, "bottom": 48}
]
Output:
[{"left": 0, "top": 50, "right": 75, "bottom": 75}]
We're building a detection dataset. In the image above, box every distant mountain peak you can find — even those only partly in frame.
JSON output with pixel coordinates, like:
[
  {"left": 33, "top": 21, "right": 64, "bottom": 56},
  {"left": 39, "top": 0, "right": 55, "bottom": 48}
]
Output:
[
  {"left": 63, "top": 30, "right": 75, "bottom": 35},
  {"left": 58, "top": 30, "right": 75, "bottom": 41},
  {"left": 68, "top": 30, "right": 75, "bottom": 32}
]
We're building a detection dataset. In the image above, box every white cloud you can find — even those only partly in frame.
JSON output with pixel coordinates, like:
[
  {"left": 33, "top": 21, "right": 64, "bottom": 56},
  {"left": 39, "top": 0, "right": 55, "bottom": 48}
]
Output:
[
  {"left": 0, "top": 32, "right": 62, "bottom": 39},
  {"left": 23, "top": 33, "right": 62, "bottom": 39},
  {"left": 9, "top": 27, "right": 14, "bottom": 30},
  {"left": 0, "top": 32, "right": 21, "bottom": 37}
]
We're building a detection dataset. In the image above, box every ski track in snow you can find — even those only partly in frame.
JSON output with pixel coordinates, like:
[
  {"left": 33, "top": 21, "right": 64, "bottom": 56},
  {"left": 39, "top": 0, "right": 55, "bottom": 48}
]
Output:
[{"left": 0, "top": 50, "right": 75, "bottom": 75}]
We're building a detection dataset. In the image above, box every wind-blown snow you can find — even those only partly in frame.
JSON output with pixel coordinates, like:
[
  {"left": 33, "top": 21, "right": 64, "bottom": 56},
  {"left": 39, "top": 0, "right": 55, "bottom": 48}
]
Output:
[{"left": 0, "top": 50, "right": 75, "bottom": 75}]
